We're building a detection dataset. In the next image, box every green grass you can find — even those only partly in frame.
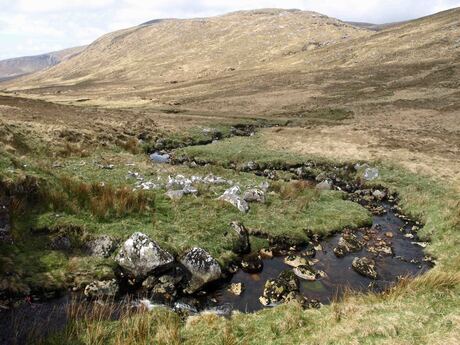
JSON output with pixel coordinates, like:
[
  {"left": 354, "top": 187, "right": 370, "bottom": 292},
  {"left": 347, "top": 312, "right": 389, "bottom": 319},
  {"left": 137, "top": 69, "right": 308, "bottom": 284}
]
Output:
[{"left": 1, "top": 126, "right": 459, "bottom": 345}]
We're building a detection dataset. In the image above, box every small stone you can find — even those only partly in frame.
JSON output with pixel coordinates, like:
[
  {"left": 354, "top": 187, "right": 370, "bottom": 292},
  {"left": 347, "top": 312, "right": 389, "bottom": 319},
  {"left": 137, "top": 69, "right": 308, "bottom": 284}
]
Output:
[
  {"left": 352, "top": 257, "right": 378, "bottom": 279},
  {"left": 85, "top": 235, "right": 117, "bottom": 258},
  {"left": 284, "top": 255, "right": 308, "bottom": 267},
  {"left": 412, "top": 242, "right": 428, "bottom": 248},
  {"left": 363, "top": 168, "right": 379, "bottom": 181},
  {"left": 84, "top": 279, "right": 119, "bottom": 299},
  {"left": 165, "top": 190, "right": 185, "bottom": 200},
  {"left": 259, "top": 296, "right": 270, "bottom": 306},
  {"left": 316, "top": 179, "right": 332, "bottom": 191},
  {"left": 228, "top": 282, "right": 244, "bottom": 296},
  {"left": 293, "top": 265, "right": 316, "bottom": 281},
  {"left": 384, "top": 232, "right": 394, "bottom": 238},
  {"left": 241, "top": 253, "right": 263, "bottom": 273},
  {"left": 260, "top": 248, "right": 273, "bottom": 259},
  {"left": 404, "top": 233, "right": 415, "bottom": 239},
  {"left": 243, "top": 189, "right": 266, "bottom": 203},
  {"left": 372, "top": 190, "right": 386, "bottom": 200}
]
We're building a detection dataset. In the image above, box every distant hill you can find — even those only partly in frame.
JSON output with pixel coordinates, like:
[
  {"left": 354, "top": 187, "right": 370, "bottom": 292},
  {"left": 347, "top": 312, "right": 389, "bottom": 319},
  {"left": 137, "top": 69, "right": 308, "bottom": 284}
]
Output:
[
  {"left": 345, "top": 21, "right": 407, "bottom": 31},
  {"left": 2, "top": 7, "right": 459, "bottom": 116},
  {"left": 0, "top": 46, "right": 86, "bottom": 81}
]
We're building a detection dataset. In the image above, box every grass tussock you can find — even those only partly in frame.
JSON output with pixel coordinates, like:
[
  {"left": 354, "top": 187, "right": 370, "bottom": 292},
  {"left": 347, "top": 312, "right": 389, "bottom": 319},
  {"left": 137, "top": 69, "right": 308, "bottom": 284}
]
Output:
[
  {"left": 58, "top": 142, "right": 90, "bottom": 158},
  {"left": 43, "top": 299, "right": 182, "bottom": 345},
  {"left": 49, "top": 176, "right": 152, "bottom": 219}
]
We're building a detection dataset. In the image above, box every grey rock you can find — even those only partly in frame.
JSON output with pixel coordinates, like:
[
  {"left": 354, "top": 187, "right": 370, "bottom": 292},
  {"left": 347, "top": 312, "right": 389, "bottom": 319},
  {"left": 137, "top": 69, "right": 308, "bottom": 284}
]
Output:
[
  {"left": 84, "top": 279, "right": 119, "bottom": 299},
  {"left": 150, "top": 152, "right": 170, "bottom": 163},
  {"left": 165, "top": 190, "right": 185, "bottom": 200},
  {"left": 116, "top": 232, "right": 174, "bottom": 279},
  {"left": 316, "top": 179, "right": 333, "bottom": 191},
  {"left": 85, "top": 235, "right": 117, "bottom": 258},
  {"left": 363, "top": 167, "right": 379, "bottom": 181},
  {"left": 180, "top": 247, "right": 222, "bottom": 293},
  {"left": 243, "top": 188, "right": 266, "bottom": 203},
  {"left": 218, "top": 186, "right": 249, "bottom": 213},
  {"left": 372, "top": 190, "right": 386, "bottom": 200},
  {"left": 241, "top": 161, "right": 258, "bottom": 172},
  {"left": 259, "top": 181, "right": 270, "bottom": 192}
]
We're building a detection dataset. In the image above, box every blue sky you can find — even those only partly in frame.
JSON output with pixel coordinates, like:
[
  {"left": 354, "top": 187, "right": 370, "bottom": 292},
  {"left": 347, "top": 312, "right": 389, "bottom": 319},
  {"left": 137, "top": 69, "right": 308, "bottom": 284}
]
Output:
[{"left": 1, "top": 0, "right": 460, "bottom": 60}]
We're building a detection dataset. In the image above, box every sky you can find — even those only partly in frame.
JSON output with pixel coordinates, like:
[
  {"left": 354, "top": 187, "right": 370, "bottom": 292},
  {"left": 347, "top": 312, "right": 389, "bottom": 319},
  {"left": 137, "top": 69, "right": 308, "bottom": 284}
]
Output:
[{"left": 1, "top": 0, "right": 460, "bottom": 60}]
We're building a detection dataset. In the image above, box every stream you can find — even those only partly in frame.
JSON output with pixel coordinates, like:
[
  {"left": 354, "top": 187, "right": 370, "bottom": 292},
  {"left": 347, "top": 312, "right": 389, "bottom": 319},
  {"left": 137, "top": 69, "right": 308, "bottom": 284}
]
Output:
[{"left": 0, "top": 126, "right": 434, "bottom": 344}]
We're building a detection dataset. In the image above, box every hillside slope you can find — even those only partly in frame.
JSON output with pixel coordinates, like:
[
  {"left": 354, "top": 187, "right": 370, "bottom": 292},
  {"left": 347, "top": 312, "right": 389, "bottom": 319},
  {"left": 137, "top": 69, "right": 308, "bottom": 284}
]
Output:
[
  {"left": 3, "top": 9, "right": 370, "bottom": 91},
  {"left": 2, "top": 7, "right": 459, "bottom": 117},
  {"left": 0, "top": 46, "right": 86, "bottom": 82}
]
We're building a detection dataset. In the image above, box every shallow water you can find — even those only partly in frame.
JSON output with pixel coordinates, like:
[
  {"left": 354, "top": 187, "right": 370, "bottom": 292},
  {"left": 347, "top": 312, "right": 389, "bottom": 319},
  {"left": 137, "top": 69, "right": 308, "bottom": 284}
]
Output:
[
  {"left": 211, "top": 202, "right": 431, "bottom": 312},
  {"left": 0, "top": 202, "right": 432, "bottom": 344}
]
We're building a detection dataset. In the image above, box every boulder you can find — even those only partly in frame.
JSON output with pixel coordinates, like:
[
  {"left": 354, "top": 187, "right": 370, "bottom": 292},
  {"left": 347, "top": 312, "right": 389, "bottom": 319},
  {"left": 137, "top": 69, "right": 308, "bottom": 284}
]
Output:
[
  {"left": 243, "top": 188, "right": 266, "bottom": 203},
  {"left": 333, "top": 232, "right": 363, "bottom": 257},
  {"left": 352, "top": 257, "right": 378, "bottom": 279},
  {"left": 84, "top": 279, "right": 119, "bottom": 299},
  {"left": 85, "top": 235, "right": 117, "bottom": 258},
  {"left": 180, "top": 247, "right": 222, "bottom": 294},
  {"left": 116, "top": 232, "right": 174, "bottom": 279},
  {"left": 228, "top": 221, "right": 250, "bottom": 254}
]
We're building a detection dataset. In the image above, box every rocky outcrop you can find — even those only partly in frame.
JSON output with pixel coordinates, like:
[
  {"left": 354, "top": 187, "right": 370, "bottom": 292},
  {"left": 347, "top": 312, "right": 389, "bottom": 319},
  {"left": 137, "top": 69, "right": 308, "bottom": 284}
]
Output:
[
  {"left": 84, "top": 279, "right": 119, "bottom": 299},
  {"left": 180, "top": 247, "right": 222, "bottom": 294},
  {"left": 352, "top": 257, "right": 378, "bottom": 279},
  {"left": 116, "top": 232, "right": 174, "bottom": 280}
]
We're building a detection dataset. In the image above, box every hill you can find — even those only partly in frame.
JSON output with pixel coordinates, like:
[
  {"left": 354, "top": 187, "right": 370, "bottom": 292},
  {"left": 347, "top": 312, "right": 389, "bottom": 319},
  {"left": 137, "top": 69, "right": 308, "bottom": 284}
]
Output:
[{"left": 0, "top": 46, "right": 86, "bottom": 82}]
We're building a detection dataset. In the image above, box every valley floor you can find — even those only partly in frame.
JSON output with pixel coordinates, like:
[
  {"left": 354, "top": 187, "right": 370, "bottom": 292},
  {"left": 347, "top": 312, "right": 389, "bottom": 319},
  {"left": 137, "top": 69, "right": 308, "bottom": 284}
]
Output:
[{"left": 0, "top": 95, "right": 459, "bottom": 344}]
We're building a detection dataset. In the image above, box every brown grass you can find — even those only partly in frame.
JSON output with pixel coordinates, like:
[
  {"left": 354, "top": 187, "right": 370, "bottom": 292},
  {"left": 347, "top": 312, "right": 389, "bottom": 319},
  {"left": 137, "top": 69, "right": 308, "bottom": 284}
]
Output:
[{"left": 48, "top": 176, "right": 152, "bottom": 219}]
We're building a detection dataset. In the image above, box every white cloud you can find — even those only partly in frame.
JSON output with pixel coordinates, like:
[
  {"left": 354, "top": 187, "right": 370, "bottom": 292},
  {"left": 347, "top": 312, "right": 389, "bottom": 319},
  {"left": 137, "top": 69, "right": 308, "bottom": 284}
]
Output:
[{"left": 0, "top": 0, "right": 460, "bottom": 60}]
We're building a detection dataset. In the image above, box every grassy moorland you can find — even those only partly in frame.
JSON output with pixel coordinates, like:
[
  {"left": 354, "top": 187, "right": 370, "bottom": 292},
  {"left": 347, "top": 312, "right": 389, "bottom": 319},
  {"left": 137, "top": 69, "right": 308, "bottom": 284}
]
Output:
[{"left": 36, "top": 132, "right": 460, "bottom": 345}]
